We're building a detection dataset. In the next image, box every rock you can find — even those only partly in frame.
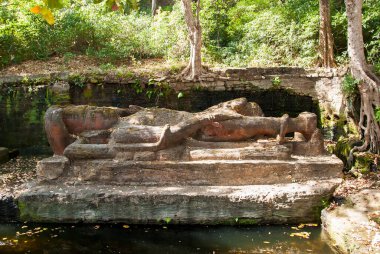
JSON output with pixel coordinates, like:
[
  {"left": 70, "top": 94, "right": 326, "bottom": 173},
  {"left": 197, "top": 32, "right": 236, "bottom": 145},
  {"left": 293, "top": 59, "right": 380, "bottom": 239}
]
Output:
[
  {"left": 0, "top": 147, "right": 9, "bottom": 163},
  {"left": 51, "top": 81, "right": 70, "bottom": 94},
  {"left": 322, "top": 189, "right": 380, "bottom": 254},
  {"left": 37, "top": 156, "right": 69, "bottom": 180}
]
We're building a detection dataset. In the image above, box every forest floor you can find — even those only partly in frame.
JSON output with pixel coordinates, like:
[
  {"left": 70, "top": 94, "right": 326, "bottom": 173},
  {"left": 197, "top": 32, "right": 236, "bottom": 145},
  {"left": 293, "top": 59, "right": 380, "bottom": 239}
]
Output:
[
  {"left": 0, "top": 156, "right": 43, "bottom": 197},
  {"left": 0, "top": 56, "right": 186, "bottom": 78}
]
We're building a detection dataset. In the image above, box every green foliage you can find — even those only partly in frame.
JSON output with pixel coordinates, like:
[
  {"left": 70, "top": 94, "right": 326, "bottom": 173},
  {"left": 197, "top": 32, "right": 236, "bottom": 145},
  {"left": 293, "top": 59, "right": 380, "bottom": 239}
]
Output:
[
  {"left": 0, "top": 0, "right": 380, "bottom": 69},
  {"left": 0, "top": 1, "right": 187, "bottom": 68},
  {"left": 145, "top": 81, "right": 171, "bottom": 104},
  {"left": 69, "top": 74, "right": 85, "bottom": 88},
  {"left": 201, "top": 0, "right": 319, "bottom": 66},
  {"left": 374, "top": 63, "right": 380, "bottom": 76},
  {"left": 341, "top": 75, "right": 360, "bottom": 97},
  {"left": 271, "top": 76, "right": 281, "bottom": 88},
  {"left": 177, "top": 91, "right": 184, "bottom": 99},
  {"left": 375, "top": 107, "right": 380, "bottom": 124}
]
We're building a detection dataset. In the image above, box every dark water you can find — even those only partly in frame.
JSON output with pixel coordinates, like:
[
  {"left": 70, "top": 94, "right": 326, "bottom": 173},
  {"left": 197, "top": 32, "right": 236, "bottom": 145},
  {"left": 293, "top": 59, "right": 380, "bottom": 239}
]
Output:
[{"left": 0, "top": 224, "right": 335, "bottom": 254}]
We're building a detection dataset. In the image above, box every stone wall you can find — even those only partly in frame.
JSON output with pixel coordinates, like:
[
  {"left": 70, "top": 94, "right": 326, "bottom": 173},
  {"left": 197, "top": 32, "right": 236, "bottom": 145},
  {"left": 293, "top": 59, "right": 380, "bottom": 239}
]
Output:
[{"left": 0, "top": 67, "right": 345, "bottom": 153}]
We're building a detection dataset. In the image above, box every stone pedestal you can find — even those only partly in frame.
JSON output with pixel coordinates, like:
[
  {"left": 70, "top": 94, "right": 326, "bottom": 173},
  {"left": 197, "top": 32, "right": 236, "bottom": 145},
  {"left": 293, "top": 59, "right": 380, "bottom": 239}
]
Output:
[
  {"left": 18, "top": 154, "right": 343, "bottom": 224},
  {"left": 16, "top": 100, "right": 344, "bottom": 224},
  {"left": 19, "top": 179, "right": 342, "bottom": 224}
]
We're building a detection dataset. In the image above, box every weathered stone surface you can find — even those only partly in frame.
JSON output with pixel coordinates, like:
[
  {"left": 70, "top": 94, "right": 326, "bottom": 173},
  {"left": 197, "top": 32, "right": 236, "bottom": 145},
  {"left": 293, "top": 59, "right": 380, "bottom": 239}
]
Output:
[
  {"left": 292, "top": 129, "right": 326, "bottom": 156},
  {"left": 133, "top": 151, "right": 156, "bottom": 161},
  {"left": 189, "top": 146, "right": 291, "bottom": 160},
  {"left": 156, "top": 146, "right": 184, "bottom": 161},
  {"left": 0, "top": 147, "right": 9, "bottom": 163},
  {"left": 322, "top": 189, "right": 380, "bottom": 254},
  {"left": 65, "top": 155, "right": 342, "bottom": 185},
  {"left": 37, "top": 156, "right": 69, "bottom": 180},
  {"left": 63, "top": 143, "right": 115, "bottom": 160},
  {"left": 17, "top": 179, "right": 342, "bottom": 224}
]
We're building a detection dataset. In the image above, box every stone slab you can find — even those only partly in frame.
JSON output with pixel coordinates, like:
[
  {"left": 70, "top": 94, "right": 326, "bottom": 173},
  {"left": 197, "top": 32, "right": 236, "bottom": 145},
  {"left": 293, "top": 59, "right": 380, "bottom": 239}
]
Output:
[
  {"left": 17, "top": 178, "right": 342, "bottom": 224},
  {"left": 66, "top": 156, "right": 343, "bottom": 185},
  {"left": 321, "top": 189, "right": 380, "bottom": 254}
]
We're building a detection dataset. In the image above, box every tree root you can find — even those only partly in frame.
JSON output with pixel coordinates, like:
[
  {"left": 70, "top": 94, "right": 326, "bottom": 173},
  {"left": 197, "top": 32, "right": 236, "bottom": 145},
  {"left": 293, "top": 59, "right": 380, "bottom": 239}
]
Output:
[
  {"left": 348, "top": 67, "right": 380, "bottom": 168},
  {"left": 178, "top": 64, "right": 209, "bottom": 81}
]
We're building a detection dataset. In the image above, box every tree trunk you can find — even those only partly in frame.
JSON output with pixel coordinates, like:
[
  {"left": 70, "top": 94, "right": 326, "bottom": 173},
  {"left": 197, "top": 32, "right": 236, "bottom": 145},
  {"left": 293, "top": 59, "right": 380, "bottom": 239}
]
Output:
[
  {"left": 319, "top": 0, "right": 335, "bottom": 67},
  {"left": 152, "top": 0, "right": 158, "bottom": 16},
  {"left": 345, "top": 0, "right": 380, "bottom": 156},
  {"left": 181, "top": 0, "right": 203, "bottom": 80}
]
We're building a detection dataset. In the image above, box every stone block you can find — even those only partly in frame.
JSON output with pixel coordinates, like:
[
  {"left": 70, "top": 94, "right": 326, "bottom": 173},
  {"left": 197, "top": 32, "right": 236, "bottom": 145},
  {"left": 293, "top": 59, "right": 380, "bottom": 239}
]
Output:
[
  {"left": 37, "top": 156, "right": 69, "bottom": 180},
  {"left": 133, "top": 151, "right": 156, "bottom": 161},
  {"left": 156, "top": 146, "right": 184, "bottom": 161},
  {"left": 67, "top": 155, "right": 343, "bottom": 185},
  {"left": 17, "top": 178, "right": 342, "bottom": 224}
]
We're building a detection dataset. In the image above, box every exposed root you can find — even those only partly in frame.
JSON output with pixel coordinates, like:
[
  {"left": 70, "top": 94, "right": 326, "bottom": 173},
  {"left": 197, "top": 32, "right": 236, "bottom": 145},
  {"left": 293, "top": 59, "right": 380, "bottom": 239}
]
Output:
[
  {"left": 348, "top": 67, "right": 380, "bottom": 168},
  {"left": 178, "top": 64, "right": 209, "bottom": 81}
]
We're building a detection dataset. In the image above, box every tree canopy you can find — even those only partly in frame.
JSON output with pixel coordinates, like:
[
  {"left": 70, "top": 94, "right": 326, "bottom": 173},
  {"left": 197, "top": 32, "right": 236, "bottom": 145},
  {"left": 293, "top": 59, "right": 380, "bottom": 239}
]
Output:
[{"left": 1, "top": 0, "right": 379, "bottom": 71}]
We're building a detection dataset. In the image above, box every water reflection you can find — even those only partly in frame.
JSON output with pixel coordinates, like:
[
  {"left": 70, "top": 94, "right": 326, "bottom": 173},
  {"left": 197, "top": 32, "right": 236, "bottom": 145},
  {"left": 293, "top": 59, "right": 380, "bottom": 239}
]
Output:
[{"left": 0, "top": 224, "right": 335, "bottom": 253}]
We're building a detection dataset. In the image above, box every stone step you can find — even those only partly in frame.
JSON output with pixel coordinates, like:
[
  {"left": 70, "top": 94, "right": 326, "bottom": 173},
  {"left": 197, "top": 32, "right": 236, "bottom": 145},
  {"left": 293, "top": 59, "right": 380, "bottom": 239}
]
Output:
[
  {"left": 66, "top": 155, "right": 343, "bottom": 186},
  {"left": 17, "top": 178, "right": 342, "bottom": 224}
]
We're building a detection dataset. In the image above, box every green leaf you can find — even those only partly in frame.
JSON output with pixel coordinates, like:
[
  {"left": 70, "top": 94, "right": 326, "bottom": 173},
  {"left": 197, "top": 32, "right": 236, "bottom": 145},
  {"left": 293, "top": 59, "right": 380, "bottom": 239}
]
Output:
[
  {"left": 177, "top": 92, "right": 184, "bottom": 99},
  {"left": 43, "top": 0, "right": 64, "bottom": 9},
  {"left": 93, "top": 0, "right": 104, "bottom": 3}
]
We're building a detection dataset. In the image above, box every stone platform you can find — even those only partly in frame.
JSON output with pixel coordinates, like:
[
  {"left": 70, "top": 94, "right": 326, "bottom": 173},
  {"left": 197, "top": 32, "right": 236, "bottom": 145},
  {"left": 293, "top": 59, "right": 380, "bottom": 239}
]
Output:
[
  {"left": 18, "top": 179, "right": 342, "bottom": 224},
  {"left": 45, "top": 155, "right": 342, "bottom": 186},
  {"left": 17, "top": 155, "right": 343, "bottom": 224},
  {"left": 15, "top": 99, "right": 344, "bottom": 224}
]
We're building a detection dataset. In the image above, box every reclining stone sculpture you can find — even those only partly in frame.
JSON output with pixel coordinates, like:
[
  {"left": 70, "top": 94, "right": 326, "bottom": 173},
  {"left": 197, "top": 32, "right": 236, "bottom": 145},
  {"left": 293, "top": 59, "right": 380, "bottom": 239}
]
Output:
[
  {"left": 44, "top": 98, "right": 322, "bottom": 157},
  {"left": 21, "top": 98, "right": 343, "bottom": 225}
]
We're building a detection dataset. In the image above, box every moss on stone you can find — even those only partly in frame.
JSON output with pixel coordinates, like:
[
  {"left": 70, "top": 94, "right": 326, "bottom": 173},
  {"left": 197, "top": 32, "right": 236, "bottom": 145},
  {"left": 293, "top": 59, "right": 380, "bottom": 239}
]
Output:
[{"left": 354, "top": 152, "right": 378, "bottom": 174}]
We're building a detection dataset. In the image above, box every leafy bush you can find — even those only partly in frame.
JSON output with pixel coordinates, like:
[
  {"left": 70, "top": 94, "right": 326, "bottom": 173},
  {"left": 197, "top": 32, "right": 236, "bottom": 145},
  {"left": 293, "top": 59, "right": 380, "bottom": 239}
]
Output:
[
  {"left": 0, "top": 0, "right": 379, "bottom": 69},
  {"left": 0, "top": 1, "right": 187, "bottom": 68},
  {"left": 342, "top": 74, "right": 360, "bottom": 97},
  {"left": 201, "top": 0, "right": 319, "bottom": 67}
]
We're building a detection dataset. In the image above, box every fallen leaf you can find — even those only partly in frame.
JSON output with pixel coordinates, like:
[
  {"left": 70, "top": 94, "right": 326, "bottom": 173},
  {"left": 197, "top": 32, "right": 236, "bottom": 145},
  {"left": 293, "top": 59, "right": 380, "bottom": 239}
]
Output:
[{"left": 290, "top": 232, "right": 311, "bottom": 239}]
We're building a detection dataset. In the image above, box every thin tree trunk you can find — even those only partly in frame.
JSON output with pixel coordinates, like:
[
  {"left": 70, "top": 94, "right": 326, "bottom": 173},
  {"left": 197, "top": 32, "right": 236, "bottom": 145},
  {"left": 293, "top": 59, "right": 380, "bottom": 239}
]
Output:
[
  {"left": 319, "top": 0, "right": 335, "bottom": 67},
  {"left": 345, "top": 0, "right": 380, "bottom": 158},
  {"left": 152, "top": 0, "right": 158, "bottom": 16},
  {"left": 181, "top": 0, "right": 203, "bottom": 80}
]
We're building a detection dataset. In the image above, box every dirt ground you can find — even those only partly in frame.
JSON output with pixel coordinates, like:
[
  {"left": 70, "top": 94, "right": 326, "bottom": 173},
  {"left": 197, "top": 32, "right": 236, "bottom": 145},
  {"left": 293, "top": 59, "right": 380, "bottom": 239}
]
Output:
[
  {"left": 0, "top": 156, "right": 45, "bottom": 196},
  {"left": 0, "top": 56, "right": 186, "bottom": 77}
]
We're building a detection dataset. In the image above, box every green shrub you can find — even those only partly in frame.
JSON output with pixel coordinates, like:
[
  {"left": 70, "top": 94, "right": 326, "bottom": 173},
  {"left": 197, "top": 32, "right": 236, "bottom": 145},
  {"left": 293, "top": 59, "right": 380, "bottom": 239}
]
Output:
[
  {"left": 0, "top": 1, "right": 187, "bottom": 68},
  {"left": 375, "top": 107, "right": 380, "bottom": 124},
  {"left": 342, "top": 74, "right": 360, "bottom": 97},
  {"left": 0, "top": 0, "right": 380, "bottom": 69}
]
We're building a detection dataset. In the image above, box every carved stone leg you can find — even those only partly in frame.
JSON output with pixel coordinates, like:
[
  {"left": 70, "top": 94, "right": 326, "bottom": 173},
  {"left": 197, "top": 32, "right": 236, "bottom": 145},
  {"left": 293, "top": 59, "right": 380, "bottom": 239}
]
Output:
[{"left": 277, "top": 114, "right": 290, "bottom": 144}]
